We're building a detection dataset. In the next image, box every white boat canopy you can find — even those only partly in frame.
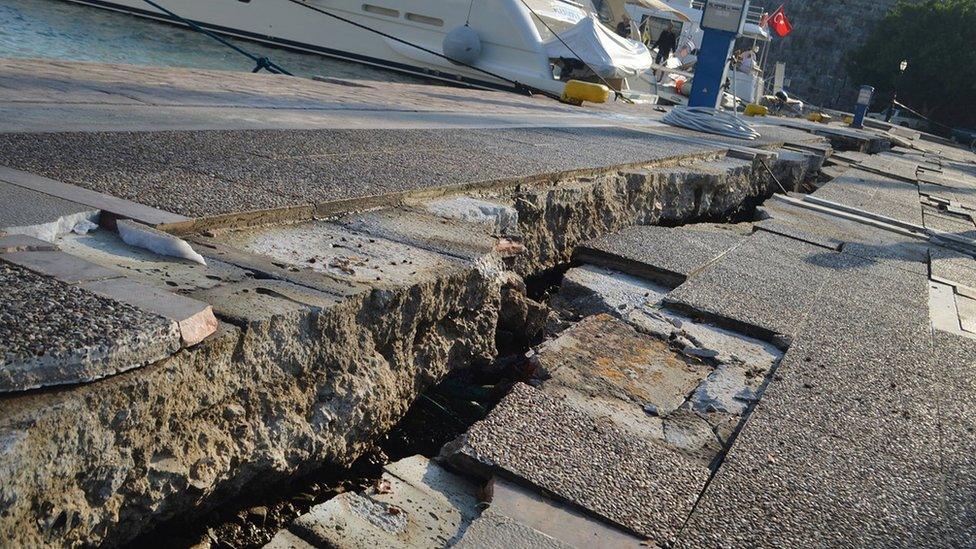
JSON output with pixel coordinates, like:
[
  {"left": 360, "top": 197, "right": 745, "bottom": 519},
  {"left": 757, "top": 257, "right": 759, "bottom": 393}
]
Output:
[
  {"left": 613, "top": 0, "right": 691, "bottom": 23},
  {"left": 543, "top": 15, "right": 653, "bottom": 78}
]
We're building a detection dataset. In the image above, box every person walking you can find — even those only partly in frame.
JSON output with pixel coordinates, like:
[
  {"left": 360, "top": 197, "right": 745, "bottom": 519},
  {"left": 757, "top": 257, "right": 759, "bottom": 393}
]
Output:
[{"left": 653, "top": 22, "right": 678, "bottom": 65}]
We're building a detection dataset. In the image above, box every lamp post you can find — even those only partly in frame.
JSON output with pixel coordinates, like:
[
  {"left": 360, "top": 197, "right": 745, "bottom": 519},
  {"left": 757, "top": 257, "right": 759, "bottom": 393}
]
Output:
[{"left": 885, "top": 59, "right": 909, "bottom": 122}]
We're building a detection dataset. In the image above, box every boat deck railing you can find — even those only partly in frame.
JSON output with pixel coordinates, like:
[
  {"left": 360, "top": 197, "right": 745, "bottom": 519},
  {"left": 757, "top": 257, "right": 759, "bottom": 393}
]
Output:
[{"left": 690, "top": 1, "right": 767, "bottom": 26}]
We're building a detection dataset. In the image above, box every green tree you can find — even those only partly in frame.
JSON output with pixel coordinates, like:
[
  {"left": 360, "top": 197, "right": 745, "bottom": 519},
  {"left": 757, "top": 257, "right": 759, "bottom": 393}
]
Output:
[{"left": 847, "top": 0, "right": 976, "bottom": 130}]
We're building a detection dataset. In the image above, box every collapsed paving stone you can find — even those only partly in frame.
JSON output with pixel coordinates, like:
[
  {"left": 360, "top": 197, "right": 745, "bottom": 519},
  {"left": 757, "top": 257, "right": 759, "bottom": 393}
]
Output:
[
  {"left": 456, "top": 476, "right": 644, "bottom": 549},
  {"left": 575, "top": 223, "right": 748, "bottom": 287},
  {"left": 442, "top": 383, "right": 711, "bottom": 543},
  {"left": 665, "top": 231, "right": 863, "bottom": 348},
  {"left": 268, "top": 456, "right": 480, "bottom": 548},
  {"left": 530, "top": 314, "right": 711, "bottom": 442}
]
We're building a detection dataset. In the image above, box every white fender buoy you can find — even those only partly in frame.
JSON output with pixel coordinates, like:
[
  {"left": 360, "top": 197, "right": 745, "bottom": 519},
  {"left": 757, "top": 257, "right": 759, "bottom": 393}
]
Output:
[{"left": 442, "top": 25, "right": 482, "bottom": 65}]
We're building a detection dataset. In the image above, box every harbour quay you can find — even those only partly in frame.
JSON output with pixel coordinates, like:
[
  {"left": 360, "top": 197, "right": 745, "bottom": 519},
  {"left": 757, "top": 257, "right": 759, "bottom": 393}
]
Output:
[{"left": 1, "top": 59, "right": 975, "bottom": 548}]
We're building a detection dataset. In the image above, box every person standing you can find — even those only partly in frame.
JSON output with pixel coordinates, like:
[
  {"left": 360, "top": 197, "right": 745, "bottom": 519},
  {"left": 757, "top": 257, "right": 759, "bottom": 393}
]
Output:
[
  {"left": 616, "top": 15, "right": 632, "bottom": 38},
  {"left": 653, "top": 22, "right": 678, "bottom": 65}
]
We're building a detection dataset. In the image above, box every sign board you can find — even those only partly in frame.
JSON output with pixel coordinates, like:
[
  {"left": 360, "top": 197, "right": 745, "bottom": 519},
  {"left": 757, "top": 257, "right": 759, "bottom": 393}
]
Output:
[
  {"left": 856, "top": 85, "right": 875, "bottom": 106},
  {"left": 700, "top": 0, "right": 749, "bottom": 34},
  {"left": 773, "top": 62, "right": 786, "bottom": 93}
]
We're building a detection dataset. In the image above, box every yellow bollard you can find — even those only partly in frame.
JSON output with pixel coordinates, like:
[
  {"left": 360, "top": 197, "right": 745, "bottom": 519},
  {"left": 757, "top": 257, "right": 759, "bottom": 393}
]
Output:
[
  {"left": 561, "top": 80, "right": 611, "bottom": 105},
  {"left": 744, "top": 103, "right": 768, "bottom": 117}
]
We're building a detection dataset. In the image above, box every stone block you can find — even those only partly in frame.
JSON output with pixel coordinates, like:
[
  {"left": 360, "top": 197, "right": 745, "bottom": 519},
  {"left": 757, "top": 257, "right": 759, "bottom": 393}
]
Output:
[
  {"left": 81, "top": 278, "right": 218, "bottom": 346},
  {"left": 1, "top": 250, "right": 121, "bottom": 284}
]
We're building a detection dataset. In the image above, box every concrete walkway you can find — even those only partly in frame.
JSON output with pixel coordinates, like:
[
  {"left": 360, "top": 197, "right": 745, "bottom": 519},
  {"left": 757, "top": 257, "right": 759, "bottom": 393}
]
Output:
[{"left": 2, "top": 58, "right": 974, "bottom": 547}]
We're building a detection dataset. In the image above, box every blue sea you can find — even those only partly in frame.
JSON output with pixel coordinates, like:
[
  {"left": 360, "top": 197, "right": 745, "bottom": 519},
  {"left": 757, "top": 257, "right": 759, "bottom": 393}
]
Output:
[{"left": 0, "top": 0, "right": 426, "bottom": 82}]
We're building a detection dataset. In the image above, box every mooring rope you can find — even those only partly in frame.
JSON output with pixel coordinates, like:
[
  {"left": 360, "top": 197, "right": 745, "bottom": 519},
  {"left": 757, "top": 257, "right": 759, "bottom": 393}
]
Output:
[{"left": 139, "top": 0, "right": 292, "bottom": 75}]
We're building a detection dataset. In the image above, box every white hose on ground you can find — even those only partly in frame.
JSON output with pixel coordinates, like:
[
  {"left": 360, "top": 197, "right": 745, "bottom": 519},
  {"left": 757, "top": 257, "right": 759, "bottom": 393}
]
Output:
[{"left": 662, "top": 106, "right": 761, "bottom": 140}]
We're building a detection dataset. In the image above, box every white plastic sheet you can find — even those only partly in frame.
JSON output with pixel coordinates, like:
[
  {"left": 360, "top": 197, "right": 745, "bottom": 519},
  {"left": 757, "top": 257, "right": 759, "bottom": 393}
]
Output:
[{"left": 543, "top": 15, "right": 653, "bottom": 78}]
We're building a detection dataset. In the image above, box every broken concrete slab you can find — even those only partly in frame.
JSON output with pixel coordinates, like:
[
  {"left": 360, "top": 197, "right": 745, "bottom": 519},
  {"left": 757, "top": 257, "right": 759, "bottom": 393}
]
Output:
[
  {"left": 575, "top": 224, "right": 747, "bottom": 287},
  {"left": 456, "top": 476, "right": 644, "bottom": 548},
  {"left": 0, "top": 262, "right": 180, "bottom": 392},
  {"left": 754, "top": 218, "right": 843, "bottom": 251},
  {"left": 188, "top": 279, "right": 342, "bottom": 325},
  {"left": 336, "top": 206, "right": 503, "bottom": 262},
  {"left": 832, "top": 150, "right": 920, "bottom": 182},
  {"left": 552, "top": 265, "right": 781, "bottom": 416},
  {"left": 810, "top": 168, "right": 923, "bottom": 227},
  {"left": 665, "top": 231, "right": 858, "bottom": 347},
  {"left": 454, "top": 508, "right": 571, "bottom": 549},
  {"left": 0, "top": 249, "right": 122, "bottom": 284},
  {"left": 923, "top": 206, "right": 976, "bottom": 241},
  {"left": 954, "top": 291, "right": 976, "bottom": 335},
  {"left": 0, "top": 234, "right": 60, "bottom": 254},
  {"left": 80, "top": 277, "right": 217, "bottom": 346},
  {"left": 216, "top": 220, "right": 467, "bottom": 289},
  {"left": 443, "top": 383, "right": 711, "bottom": 543},
  {"left": 930, "top": 246, "right": 976, "bottom": 295},
  {"left": 553, "top": 264, "right": 671, "bottom": 320},
  {"left": 532, "top": 314, "right": 710, "bottom": 420},
  {"left": 278, "top": 456, "right": 480, "bottom": 548}
]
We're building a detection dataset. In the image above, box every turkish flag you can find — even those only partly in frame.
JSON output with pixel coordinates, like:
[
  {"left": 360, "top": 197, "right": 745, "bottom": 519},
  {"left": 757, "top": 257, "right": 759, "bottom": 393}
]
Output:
[{"left": 769, "top": 5, "right": 793, "bottom": 37}]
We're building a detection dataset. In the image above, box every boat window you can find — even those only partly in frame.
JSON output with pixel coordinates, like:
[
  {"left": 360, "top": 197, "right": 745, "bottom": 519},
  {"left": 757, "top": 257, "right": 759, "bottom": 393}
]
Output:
[
  {"left": 362, "top": 4, "right": 398, "bottom": 17},
  {"left": 405, "top": 13, "right": 444, "bottom": 26}
]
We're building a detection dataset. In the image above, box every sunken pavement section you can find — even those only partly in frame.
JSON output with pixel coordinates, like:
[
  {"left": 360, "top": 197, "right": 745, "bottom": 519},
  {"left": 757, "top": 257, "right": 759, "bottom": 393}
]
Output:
[{"left": 0, "top": 60, "right": 974, "bottom": 547}]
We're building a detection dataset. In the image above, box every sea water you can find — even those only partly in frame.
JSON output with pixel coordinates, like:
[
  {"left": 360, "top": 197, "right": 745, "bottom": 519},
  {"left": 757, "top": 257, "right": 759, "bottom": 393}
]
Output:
[{"left": 0, "top": 0, "right": 427, "bottom": 82}]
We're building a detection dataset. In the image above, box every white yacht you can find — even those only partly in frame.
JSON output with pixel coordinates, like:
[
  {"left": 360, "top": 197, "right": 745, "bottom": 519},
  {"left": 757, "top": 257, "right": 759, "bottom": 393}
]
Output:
[{"left": 64, "top": 0, "right": 675, "bottom": 99}]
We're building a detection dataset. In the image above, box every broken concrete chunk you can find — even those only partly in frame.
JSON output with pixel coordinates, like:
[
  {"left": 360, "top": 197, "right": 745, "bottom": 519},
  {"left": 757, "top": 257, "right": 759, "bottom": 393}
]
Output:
[
  {"left": 81, "top": 277, "right": 218, "bottom": 347},
  {"left": 690, "top": 364, "right": 760, "bottom": 416},
  {"left": 423, "top": 196, "right": 519, "bottom": 236},
  {"left": 117, "top": 219, "right": 206, "bottom": 266},
  {"left": 662, "top": 409, "right": 722, "bottom": 459},
  {"left": 337, "top": 207, "right": 499, "bottom": 262}
]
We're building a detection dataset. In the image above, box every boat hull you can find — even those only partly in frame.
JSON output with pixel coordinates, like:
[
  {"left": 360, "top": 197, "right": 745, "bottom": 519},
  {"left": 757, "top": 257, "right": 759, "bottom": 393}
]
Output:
[{"left": 63, "top": 0, "right": 562, "bottom": 94}]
